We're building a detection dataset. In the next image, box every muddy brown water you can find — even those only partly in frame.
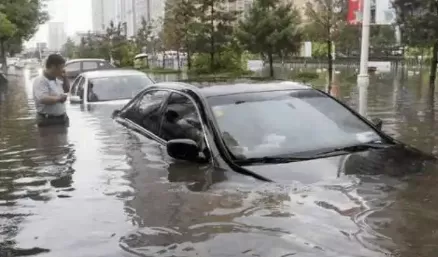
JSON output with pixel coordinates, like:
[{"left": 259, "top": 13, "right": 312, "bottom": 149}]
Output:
[{"left": 1, "top": 68, "right": 438, "bottom": 257}]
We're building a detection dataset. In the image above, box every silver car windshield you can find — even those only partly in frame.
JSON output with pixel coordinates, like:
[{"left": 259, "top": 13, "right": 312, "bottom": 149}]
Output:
[{"left": 207, "top": 89, "right": 381, "bottom": 159}]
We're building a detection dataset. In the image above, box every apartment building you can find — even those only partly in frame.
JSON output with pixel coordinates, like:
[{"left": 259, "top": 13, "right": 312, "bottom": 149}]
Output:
[
  {"left": 134, "top": 0, "right": 165, "bottom": 34},
  {"left": 48, "top": 22, "right": 66, "bottom": 51},
  {"left": 92, "top": 0, "right": 117, "bottom": 32}
]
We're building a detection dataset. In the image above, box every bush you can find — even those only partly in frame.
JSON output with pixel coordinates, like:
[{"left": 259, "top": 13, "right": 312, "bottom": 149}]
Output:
[
  {"left": 191, "top": 46, "right": 249, "bottom": 75},
  {"left": 292, "top": 71, "right": 319, "bottom": 82},
  {"left": 312, "top": 42, "right": 329, "bottom": 58}
]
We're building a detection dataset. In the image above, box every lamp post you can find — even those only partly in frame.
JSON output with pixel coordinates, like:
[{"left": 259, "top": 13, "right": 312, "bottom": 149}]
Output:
[{"left": 357, "top": 0, "right": 371, "bottom": 85}]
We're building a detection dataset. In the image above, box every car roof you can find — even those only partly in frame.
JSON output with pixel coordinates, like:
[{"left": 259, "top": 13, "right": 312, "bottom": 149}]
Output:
[
  {"left": 153, "top": 81, "right": 312, "bottom": 98},
  {"left": 80, "top": 69, "right": 146, "bottom": 79},
  {"left": 66, "top": 58, "right": 107, "bottom": 63}
]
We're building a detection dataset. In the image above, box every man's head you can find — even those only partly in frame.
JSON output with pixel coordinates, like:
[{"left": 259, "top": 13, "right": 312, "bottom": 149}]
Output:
[{"left": 45, "top": 54, "right": 66, "bottom": 78}]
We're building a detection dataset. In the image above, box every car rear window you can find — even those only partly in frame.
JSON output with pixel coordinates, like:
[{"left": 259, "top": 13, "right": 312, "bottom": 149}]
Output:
[{"left": 88, "top": 75, "right": 153, "bottom": 102}]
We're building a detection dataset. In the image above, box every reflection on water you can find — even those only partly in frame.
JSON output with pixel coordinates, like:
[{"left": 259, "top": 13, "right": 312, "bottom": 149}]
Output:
[{"left": 1, "top": 67, "right": 438, "bottom": 256}]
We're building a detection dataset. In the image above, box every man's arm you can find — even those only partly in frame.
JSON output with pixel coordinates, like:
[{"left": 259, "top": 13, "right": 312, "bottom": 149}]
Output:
[
  {"left": 61, "top": 76, "right": 70, "bottom": 93},
  {"left": 34, "top": 78, "right": 63, "bottom": 105}
]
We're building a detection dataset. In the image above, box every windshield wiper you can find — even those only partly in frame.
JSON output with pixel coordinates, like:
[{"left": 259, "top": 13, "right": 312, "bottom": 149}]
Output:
[
  {"left": 315, "top": 142, "right": 393, "bottom": 157},
  {"left": 235, "top": 156, "right": 313, "bottom": 165}
]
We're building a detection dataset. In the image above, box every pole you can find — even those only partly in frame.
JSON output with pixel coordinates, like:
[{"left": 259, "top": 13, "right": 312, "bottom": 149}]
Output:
[{"left": 357, "top": 0, "right": 371, "bottom": 85}]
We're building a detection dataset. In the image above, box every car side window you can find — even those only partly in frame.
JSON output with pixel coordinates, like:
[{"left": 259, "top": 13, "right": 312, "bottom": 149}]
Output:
[
  {"left": 83, "top": 61, "right": 98, "bottom": 71},
  {"left": 159, "top": 93, "right": 204, "bottom": 144},
  {"left": 99, "top": 61, "right": 114, "bottom": 68},
  {"left": 76, "top": 77, "right": 86, "bottom": 99},
  {"left": 70, "top": 76, "right": 81, "bottom": 95},
  {"left": 65, "top": 62, "right": 80, "bottom": 73},
  {"left": 122, "top": 90, "right": 170, "bottom": 136}
]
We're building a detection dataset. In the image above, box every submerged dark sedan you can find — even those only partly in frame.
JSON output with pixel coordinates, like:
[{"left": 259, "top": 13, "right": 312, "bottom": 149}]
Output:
[{"left": 112, "top": 81, "right": 436, "bottom": 183}]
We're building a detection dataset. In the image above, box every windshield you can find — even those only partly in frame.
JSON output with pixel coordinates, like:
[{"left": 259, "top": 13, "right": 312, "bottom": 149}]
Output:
[
  {"left": 88, "top": 74, "right": 153, "bottom": 102},
  {"left": 208, "top": 89, "right": 382, "bottom": 159}
]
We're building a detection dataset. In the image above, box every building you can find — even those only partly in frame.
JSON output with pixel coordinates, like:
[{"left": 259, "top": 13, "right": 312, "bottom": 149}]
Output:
[
  {"left": 115, "top": 0, "right": 137, "bottom": 37},
  {"left": 92, "top": 0, "right": 117, "bottom": 32},
  {"left": 36, "top": 42, "right": 47, "bottom": 51},
  {"left": 71, "top": 32, "right": 91, "bottom": 45},
  {"left": 47, "top": 22, "right": 66, "bottom": 51},
  {"left": 93, "top": 0, "right": 138, "bottom": 37},
  {"left": 134, "top": 0, "right": 165, "bottom": 34}
]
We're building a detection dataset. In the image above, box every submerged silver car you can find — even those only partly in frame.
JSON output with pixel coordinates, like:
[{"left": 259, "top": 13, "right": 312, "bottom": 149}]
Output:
[{"left": 69, "top": 69, "right": 155, "bottom": 105}]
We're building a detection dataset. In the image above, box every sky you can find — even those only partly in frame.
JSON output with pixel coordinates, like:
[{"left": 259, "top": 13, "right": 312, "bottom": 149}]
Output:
[{"left": 25, "top": 0, "right": 92, "bottom": 48}]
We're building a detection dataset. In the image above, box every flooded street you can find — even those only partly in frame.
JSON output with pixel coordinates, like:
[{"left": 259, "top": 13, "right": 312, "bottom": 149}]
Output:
[{"left": 1, "top": 67, "right": 438, "bottom": 257}]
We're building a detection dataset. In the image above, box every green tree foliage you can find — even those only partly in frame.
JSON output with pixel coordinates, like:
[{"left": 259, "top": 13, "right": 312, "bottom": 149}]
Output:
[
  {"left": 74, "top": 22, "right": 138, "bottom": 67},
  {"left": 162, "top": 0, "right": 198, "bottom": 69},
  {"left": 135, "top": 16, "right": 152, "bottom": 53},
  {"left": 304, "top": 0, "right": 347, "bottom": 82},
  {"left": 149, "top": 18, "right": 165, "bottom": 55},
  {"left": 370, "top": 25, "right": 397, "bottom": 50},
  {"left": 335, "top": 24, "right": 361, "bottom": 56},
  {"left": 0, "top": 12, "right": 16, "bottom": 39},
  {"left": 312, "top": 42, "right": 329, "bottom": 58},
  {"left": 393, "top": 0, "right": 438, "bottom": 85},
  {"left": 61, "top": 37, "right": 76, "bottom": 59},
  {"left": 237, "top": 0, "right": 303, "bottom": 77},
  {"left": 0, "top": 0, "right": 48, "bottom": 69},
  {"left": 194, "top": 0, "right": 238, "bottom": 72},
  {"left": 77, "top": 32, "right": 106, "bottom": 59},
  {"left": 105, "top": 21, "right": 129, "bottom": 66}
]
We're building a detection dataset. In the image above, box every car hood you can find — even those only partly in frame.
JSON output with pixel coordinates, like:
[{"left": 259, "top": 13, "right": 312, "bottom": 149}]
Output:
[{"left": 242, "top": 145, "right": 437, "bottom": 185}]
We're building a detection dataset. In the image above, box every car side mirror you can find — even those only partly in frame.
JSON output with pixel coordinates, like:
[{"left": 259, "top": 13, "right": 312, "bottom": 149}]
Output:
[
  {"left": 112, "top": 109, "right": 121, "bottom": 118},
  {"left": 70, "top": 95, "right": 82, "bottom": 104},
  {"left": 167, "top": 139, "right": 200, "bottom": 161},
  {"left": 371, "top": 118, "right": 383, "bottom": 130}
]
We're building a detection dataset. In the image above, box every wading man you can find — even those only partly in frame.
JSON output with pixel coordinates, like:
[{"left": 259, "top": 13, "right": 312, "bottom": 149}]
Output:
[{"left": 33, "top": 54, "right": 70, "bottom": 127}]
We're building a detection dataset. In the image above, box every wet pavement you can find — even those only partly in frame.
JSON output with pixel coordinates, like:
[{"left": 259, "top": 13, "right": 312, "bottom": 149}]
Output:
[{"left": 1, "top": 67, "right": 438, "bottom": 256}]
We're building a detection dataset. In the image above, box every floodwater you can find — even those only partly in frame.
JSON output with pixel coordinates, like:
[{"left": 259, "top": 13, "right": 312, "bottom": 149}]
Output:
[{"left": 0, "top": 67, "right": 438, "bottom": 257}]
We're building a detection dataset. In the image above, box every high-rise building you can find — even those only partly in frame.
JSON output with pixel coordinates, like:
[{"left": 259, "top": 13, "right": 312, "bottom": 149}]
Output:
[
  {"left": 134, "top": 0, "right": 165, "bottom": 34},
  {"left": 115, "top": 0, "right": 137, "bottom": 37},
  {"left": 92, "top": 0, "right": 117, "bottom": 32},
  {"left": 48, "top": 22, "right": 66, "bottom": 51}
]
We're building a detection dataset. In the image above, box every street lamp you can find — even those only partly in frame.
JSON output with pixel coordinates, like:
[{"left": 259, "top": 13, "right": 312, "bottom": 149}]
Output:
[{"left": 357, "top": 0, "right": 371, "bottom": 85}]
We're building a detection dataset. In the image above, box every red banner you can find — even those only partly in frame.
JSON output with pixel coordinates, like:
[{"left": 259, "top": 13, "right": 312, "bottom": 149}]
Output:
[{"left": 347, "top": 0, "right": 363, "bottom": 24}]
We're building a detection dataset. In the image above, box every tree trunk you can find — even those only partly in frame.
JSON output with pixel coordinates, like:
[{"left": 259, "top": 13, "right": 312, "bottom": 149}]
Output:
[
  {"left": 268, "top": 53, "right": 274, "bottom": 77},
  {"left": 177, "top": 50, "right": 181, "bottom": 71},
  {"left": 429, "top": 41, "right": 438, "bottom": 87},
  {"left": 327, "top": 39, "right": 333, "bottom": 86},
  {"left": 187, "top": 51, "right": 191, "bottom": 70},
  {"left": 210, "top": 4, "right": 215, "bottom": 73},
  {"left": 0, "top": 40, "right": 7, "bottom": 74}
]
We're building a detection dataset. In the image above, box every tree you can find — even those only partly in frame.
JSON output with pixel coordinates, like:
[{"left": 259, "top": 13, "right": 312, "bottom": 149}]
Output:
[
  {"left": 0, "top": 0, "right": 49, "bottom": 70},
  {"left": 0, "top": 12, "right": 16, "bottom": 70},
  {"left": 305, "top": 0, "right": 347, "bottom": 83},
  {"left": 393, "top": 0, "right": 438, "bottom": 86},
  {"left": 135, "top": 16, "right": 152, "bottom": 53},
  {"left": 336, "top": 24, "right": 361, "bottom": 56},
  {"left": 237, "top": 0, "right": 303, "bottom": 77},
  {"left": 194, "top": 0, "right": 238, "bottom": 72},
  {"left": 77, "top": 32, "right": 105, "bottom": 59},
  {"left": 104, "top": 21, "right": 129, "bottom": 65},
  {"left": 162, "top": 0, "right": 198, "bottom": 69},
  {"left": 61, "top": 37, "right": 76, "bottom": 58}
]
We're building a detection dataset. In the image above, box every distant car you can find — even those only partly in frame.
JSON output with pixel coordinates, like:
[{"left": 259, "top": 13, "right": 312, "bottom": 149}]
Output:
[
  {"left": 112, "top": 81, "right": 436, "bottom": 184},
  {"left": 64, "top": 58, "right": 114, "bottom": 79},
  {"left": 69, "top": 69, "right": 154, "bottom": 105}
]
